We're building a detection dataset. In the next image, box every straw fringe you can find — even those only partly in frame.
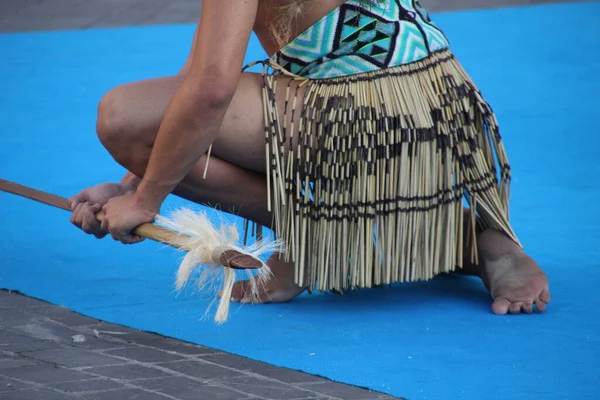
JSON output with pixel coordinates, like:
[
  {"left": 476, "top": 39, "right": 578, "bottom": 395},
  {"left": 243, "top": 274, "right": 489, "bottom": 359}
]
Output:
[
  {"left": 155, "top": 209, "right": 278, "bottom": 323},
  {"left": 249, "top": 48, "right": 519, "bottom": 293}
]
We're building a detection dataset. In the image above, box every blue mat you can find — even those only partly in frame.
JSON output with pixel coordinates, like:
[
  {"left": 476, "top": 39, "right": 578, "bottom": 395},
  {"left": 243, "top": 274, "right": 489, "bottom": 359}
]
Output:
[{"left": 1, "top": 2, "right": 599, "bottom": 399}]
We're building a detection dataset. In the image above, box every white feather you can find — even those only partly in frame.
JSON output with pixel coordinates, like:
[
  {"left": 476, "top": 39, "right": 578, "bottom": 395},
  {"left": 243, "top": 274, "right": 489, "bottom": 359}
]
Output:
[{"left": 155, "top": 207, "right": 281, "bottom": 324}]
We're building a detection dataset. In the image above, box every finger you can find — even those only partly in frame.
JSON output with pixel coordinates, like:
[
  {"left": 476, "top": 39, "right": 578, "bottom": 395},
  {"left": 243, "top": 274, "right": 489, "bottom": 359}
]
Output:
[
  {"left": 123, "top": 233, "right": 145, "bottom": 244},
  {"left": 93, "top": 231, "right": 108, "bottom": 239},
  {"left": 100, "top": 209, "right": 109, "bottom": 232},
  {"left": 80, "top": 214, "right": 95, "bottom": 234},
  {"left": 83, "top": 203, "right": 102, "bottom": 222},
  {"left": 88, "top": 203, "right": 102, "bottom": 215},
  {"left": 68, "top": 192, "right": 87, "bottom": 210},
  {"left": 81, "top": 204, "right": 104, "bottom": 235},
  {"left": 70, "top": 203, "right": 85, "bottom": 227},
  {"left": 122, "top": 235, "right": 137, "bottom": 245},
  {"left": 129, "top": 234, "right": 145, "bottom": 244},
  {"left": 69, "top": 204, "right": 78, "bottom": 225},
  {"left": 101, "top": 219, "right": 110, "bottom": 233},
  {"left": 88, "top": 203, "right": 105, "bottom": 232},
  {"left": 108, "top": 227, "right": 130, "bottom": 244},
  {"left": 113, "top": 233, "right": 139, "bottom": 245}
]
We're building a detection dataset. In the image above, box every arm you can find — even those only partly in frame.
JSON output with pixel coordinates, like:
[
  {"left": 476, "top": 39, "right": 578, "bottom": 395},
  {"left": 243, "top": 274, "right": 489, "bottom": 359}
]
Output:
[
  {"left": 135, "top": 0, "right": 258, "bottom": 211},
  {"left": 178, "top": 20, "right": 201, "bottom": 77},
  {"left": 118, "top": 14, "right": 201, "bottom": 187}
]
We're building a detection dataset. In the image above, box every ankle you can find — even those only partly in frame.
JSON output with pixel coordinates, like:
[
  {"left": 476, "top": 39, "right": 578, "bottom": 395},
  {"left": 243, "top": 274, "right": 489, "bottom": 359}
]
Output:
[{"left": 477, "top": 229, "right": 522, "bottom": 261}]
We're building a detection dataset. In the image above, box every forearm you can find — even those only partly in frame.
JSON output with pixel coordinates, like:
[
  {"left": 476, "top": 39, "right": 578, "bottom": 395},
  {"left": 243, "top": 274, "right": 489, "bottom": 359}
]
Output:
[
  {"left": 135, "top": 83, "right": 231, "bottom": 209},
  {"left": 129, "top": 0, "right": 256, "bottom": 211},
  {"left": 178, "top": 23, "right": 201, "bottom": 77}
]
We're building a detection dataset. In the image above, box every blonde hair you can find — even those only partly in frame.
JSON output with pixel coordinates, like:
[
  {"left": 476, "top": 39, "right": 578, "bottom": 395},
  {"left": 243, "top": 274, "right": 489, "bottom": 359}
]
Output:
[
  {"left": 270, "top": 0, "right": 310, "bottom": 49},
  {"left": 270, "top": 0, "right": 384, "bottom": 49}
]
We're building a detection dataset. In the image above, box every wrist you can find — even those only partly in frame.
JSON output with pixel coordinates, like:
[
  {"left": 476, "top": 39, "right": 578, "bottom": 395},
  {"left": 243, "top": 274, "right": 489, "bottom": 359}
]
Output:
[{"left": 135, "top": 178, "right": 172, "bottom": 212}]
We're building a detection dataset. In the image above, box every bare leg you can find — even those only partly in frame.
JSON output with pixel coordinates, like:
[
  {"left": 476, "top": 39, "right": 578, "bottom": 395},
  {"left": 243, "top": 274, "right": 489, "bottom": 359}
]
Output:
[
  {"left": 97, "top": 74, "right": 307, "bottom": 302},
  {"left": 96, "top": 74, "right": 549, "bottom": 313}
]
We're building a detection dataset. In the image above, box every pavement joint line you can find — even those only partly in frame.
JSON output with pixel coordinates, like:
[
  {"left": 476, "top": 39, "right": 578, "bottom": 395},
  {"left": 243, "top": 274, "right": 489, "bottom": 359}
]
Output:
[
  {"left": 93, "top": 341, "right": 220, "bottom": 358},
  {"left": 72, "top": 359, "right": 258, "bottom": 397},
  {"left": 0, "top": 361, "right": 217, "bottom": 399},
  {"left": 0, "top": 318, "right": 213, "bottom": 358},
  {"left": 69, "top": 374, "right": 181, "bottom": 398},
  {"left": 80, "top": 386, "right": 181, "bottom": 400},
  {"left": 78, "top": 325, "right": 217, "bottom": 353},
  {"left": 9, "top": 350, "right": 80, "bottom": 370},
  {"left": 0, "top": 372, "right": 89, "bottom": 398},
  {"left": 3, "top": 334, "right": 366, "bottom": 400},
  {"left": 80, "top": 356, "right": 343, "bottom": 400}
]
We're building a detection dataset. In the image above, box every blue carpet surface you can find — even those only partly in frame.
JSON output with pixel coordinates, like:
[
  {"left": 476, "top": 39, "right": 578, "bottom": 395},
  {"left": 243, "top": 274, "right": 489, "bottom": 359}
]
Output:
[{"left": 1, "top": 2, "right": 599, "bottom": 399}]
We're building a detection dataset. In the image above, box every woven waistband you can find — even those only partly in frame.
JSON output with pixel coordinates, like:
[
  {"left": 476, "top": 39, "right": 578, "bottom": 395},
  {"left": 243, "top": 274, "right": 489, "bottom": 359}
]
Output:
[{"left": 269, "top": 0, "right": 451, "bottom": 79}]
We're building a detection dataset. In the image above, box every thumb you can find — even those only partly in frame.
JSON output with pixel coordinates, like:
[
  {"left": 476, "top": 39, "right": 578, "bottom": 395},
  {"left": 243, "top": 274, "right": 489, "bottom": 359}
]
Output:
[{"left": 68, "top": 192, "right": 87, "bottom": 210}]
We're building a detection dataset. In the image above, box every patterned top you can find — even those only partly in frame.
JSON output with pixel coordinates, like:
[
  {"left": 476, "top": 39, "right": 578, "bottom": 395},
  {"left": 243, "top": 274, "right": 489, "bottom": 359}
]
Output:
[{"left": 270, "top": 0, "right": 450, "bottom": 79}]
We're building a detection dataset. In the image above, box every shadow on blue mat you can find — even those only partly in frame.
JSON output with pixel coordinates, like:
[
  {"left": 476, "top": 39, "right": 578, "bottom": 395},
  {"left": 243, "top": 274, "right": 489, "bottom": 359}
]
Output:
[{"left": 1, "top": 2, "right": 599, "bottom": 400}]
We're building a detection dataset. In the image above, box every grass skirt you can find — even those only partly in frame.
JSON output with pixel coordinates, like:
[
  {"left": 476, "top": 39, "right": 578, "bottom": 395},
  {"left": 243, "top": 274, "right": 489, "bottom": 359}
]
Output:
[{"left": 250, "top": 48, "right": 519, "bottom": 293}]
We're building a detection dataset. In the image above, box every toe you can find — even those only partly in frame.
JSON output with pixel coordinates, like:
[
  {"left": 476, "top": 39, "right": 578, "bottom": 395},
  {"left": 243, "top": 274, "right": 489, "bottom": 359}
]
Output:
[
  {"left": 229, "top": 280, "right": 251, "bottom": 302},
  {"left": 535, "top": 299, "right": 548, "bottom": 313},
  {"left": 491, "top": 298, "right": 511, "bottom": 315},
  {"left": 535, "top": 288, "right": 551, "bottom": 313},
  {"left": 522, "top": 301, "right": 534, "bottom": 314},
  {"left": 540, "top": 288, "right": 551, "bottom": 304},
  {"left": 238, "top": 278, "right": 272, "bottom": 304},
  {"left": 240, "top": 289, "right": 272, "bottom": 304},
  {"left": 240, "top": 284, "right": 306, "bottom": 304},
  {"left": 509, "top": 302, "right": 522, "bottom": 314}
]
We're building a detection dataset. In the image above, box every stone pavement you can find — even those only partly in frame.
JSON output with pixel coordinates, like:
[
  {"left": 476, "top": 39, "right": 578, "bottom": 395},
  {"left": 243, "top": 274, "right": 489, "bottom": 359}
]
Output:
[
  {"left": 0, "top": 290, "right": 401, "bottom": 400},
  {"left": 0, "top": 0, "right": 587, "bottom": 33}
]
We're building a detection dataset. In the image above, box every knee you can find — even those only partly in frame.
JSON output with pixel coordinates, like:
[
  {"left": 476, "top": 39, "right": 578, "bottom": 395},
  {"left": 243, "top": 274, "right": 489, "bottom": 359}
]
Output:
[
  {"left": 96, "top": 87, "right": 146, "bottom": 172},
  {"left": 96, "top": 88, "right": 126, "bottom": 154}
]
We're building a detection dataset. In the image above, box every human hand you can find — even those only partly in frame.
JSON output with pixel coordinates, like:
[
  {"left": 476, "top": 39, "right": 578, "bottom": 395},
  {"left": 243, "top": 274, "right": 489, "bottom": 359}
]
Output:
[
  {"left": 100, "top": 192, "right": 158, "bottom": 244},
  {"left": 69, "top": 182, "right": 131, "bottom": 238}
]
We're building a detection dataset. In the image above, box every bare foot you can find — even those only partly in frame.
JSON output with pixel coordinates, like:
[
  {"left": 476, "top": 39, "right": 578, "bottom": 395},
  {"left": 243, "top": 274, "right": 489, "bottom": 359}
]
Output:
[
  {"left": 228, "top": 252, "right": 306, "bottom": 304},
  {"left": 478, "top": 230, "right": 551, "bottom": 314},
  {"left": 225, "top": 229, "right": 551, "bottom": 314}
]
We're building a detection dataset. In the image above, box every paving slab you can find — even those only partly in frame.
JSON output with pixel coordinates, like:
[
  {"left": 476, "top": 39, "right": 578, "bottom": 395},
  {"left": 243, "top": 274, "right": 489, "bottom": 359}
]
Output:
[{"left": 0, "top": 290, "right": 400, "bottom": 400}]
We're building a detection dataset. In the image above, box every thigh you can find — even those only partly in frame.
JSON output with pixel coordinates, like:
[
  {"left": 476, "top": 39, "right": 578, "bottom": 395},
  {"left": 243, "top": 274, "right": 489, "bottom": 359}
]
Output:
[
  {"left": 101, "top": 75, "right": 186, "bottom": 147},
  {"left": 104, "top": 72, "right": 305, "bottom": 174},
  {"left": 212, "top": 73, "right": 308, "bottom": 173},
  {"left": 210, "top": 73, "right": 267, "bottom": 173}
]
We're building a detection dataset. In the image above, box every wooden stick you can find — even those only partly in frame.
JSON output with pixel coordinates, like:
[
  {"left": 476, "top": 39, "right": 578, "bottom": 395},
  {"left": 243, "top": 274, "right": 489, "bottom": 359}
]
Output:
[{"left": 0, "top": 178, "right": 262, "bottom": 270}]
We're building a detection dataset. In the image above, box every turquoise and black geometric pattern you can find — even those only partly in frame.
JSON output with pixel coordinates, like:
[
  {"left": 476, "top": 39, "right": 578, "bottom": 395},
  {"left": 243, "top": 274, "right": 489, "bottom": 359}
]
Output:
[
  {"left": 333, "top": 5, "right": 399, "bottom": 68},
  {"left": 271, "top": 0, "right": 451, "bottom": 79}
]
